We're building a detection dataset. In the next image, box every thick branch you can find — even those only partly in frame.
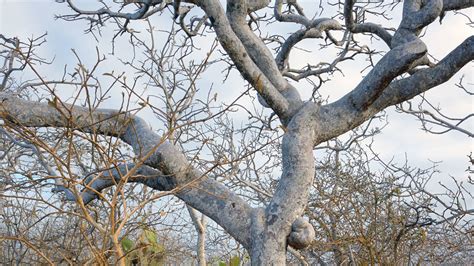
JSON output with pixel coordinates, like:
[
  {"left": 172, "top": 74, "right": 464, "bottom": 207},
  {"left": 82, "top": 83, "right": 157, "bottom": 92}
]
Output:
[
  {"left": 442, "top": 0, "right": 474, "bottom": 11},
  {"left": 275, "top": 19, "right": 342, "bottom": 71},
  {"left": 316, "top": 36, "right": 473, "bottom": 143},
  {"left": 54, "top": 164, "right": 166, "bottom": 204},
  {"left": 226, "top": 0, "right": 303, "bottom": 117},
  {"left": 335, "top": 39, "right": 426, "bottom": 112},
  {"left": 197, "top": 0, "right": 292, "bottom": 120},
  {"left": 376, "top": 36, "right": 474, "bottom": 109},
  {"left": 0, "top": 94, "right": 254, "bottom": 249},
  {"left": 401, "top": 0, "right": 443, "bottom": 30},
  {"left": 251, "top": 102, "right": 319, "bottom": 262},
  {"left": 227, "top": 0, "right": 288, "bottom": 90}
]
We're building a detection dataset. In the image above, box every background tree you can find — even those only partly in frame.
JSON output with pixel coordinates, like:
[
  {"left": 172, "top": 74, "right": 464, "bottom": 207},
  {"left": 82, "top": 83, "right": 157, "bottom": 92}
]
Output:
[{"left": 0, "top": 0, "right": 473, "bottom": 264}]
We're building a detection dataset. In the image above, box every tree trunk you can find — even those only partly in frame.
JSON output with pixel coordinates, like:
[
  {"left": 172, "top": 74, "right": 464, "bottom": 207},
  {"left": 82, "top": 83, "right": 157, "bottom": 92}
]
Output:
[
  {"left": 249, "top": 208, "right": 288, "bottom": 265},
  {"left": 251, "top": 240, "right": 287, "bottom": 265},
  {"left": 249, "top": 104, "right": 318, "bottom": 264}
]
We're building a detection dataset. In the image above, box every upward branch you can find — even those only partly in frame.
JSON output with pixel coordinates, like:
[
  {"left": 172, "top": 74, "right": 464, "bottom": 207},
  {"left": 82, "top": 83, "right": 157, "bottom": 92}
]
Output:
[{"left": 317, "top": 36, "right": 473, "bottom": 143}]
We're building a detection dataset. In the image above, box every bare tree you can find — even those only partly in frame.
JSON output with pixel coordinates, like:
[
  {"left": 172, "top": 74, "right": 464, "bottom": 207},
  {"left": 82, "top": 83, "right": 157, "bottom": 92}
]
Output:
[
  {"left": 304, "top": 140, "right": 473, "bottom": 264},
  {"left": 0, "top": 0, "right": 473, "bottom": 264}
]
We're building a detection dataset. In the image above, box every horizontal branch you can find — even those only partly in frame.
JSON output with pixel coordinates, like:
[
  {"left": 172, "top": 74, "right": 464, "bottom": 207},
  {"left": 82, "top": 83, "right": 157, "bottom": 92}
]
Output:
[
  {"left": 344, "top": 0, "right": 392, "bottom": 47},
  {"left": 0, "top": 93, "right": 254, "bottom": 249},
  {"left": 274, "top": 0, "right": 310, "bottom": 26},
  {"left": 54, "top": 164, "right": 165, "bottom": 204},
  {"left": 442, "top": 0, "right": 474, "bottom": 11},
  {"left": 66, "top": 0, "right": 153, "bottom": 20}
]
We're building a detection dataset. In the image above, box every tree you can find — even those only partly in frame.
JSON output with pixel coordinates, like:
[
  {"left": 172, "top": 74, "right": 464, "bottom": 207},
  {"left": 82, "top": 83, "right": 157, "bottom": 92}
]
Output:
[
  {"left": 304, "top": 142, "right": 473, "bottom": 264},
  {"left": 0, "top": 0, "right": 473, "bottom": 264}
]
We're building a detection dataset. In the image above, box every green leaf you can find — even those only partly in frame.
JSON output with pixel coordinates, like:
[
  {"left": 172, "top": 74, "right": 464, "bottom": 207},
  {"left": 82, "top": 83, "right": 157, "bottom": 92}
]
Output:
[
  {"left": 218, "top": 261, "right": 227, "bottom": 266},
  {"left": 230, "top": 256, "right": 240, "bottom": 266},
  {"left": 144, "top": 229, "right": 158, "bottom": 244},
  {"left": 150, "top": 242, "right": 165, "bottom": 254},
  {"left": 121, "top": 237, "right": 134, "bottom": 253}
]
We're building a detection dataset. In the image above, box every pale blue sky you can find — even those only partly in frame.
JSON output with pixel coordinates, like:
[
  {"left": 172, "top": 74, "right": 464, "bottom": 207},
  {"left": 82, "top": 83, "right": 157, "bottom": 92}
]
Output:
[{"left": 0, "top": 1, "right": 472, "bottom": 196}]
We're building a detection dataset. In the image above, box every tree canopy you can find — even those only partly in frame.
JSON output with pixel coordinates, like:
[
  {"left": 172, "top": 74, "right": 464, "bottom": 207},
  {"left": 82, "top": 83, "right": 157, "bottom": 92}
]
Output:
[{"left": 0, "top": 0, "right": 473, "bottom": 264}]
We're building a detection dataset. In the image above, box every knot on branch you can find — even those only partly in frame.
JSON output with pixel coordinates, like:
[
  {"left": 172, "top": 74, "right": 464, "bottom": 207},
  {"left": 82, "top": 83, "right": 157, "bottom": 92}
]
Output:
[{"left": 287, "top": 217, "right": 315, "bottom": 249}]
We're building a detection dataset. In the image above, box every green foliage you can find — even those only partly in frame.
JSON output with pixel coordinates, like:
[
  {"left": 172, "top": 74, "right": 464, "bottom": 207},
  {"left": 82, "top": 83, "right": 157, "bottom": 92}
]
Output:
[
  {"left": 229, "top": 256, "right": 240, "bottom": 266},
  {"left": 121, "top": 228, "right": 166, "bottom": 266},
  {"left": 215, "top": 256, "right": 241, "bottom": 266},
  {"left": 144, "top": 229, "right": 158, "bottom": 244},
  {"left": 121, "top": 237, "right": 134, "bottom": 253}
]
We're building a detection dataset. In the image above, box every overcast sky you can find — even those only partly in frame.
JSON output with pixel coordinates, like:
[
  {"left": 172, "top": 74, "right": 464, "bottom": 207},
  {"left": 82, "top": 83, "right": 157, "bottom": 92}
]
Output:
[{"left": 0, "top": 1, "right": 472, "bottom": 195}]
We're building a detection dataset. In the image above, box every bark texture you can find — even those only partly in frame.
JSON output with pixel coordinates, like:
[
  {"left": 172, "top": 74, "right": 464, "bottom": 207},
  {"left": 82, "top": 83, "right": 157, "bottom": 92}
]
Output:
[{"left": 1, "top": 0, "right": 473, "bottom": 264}]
